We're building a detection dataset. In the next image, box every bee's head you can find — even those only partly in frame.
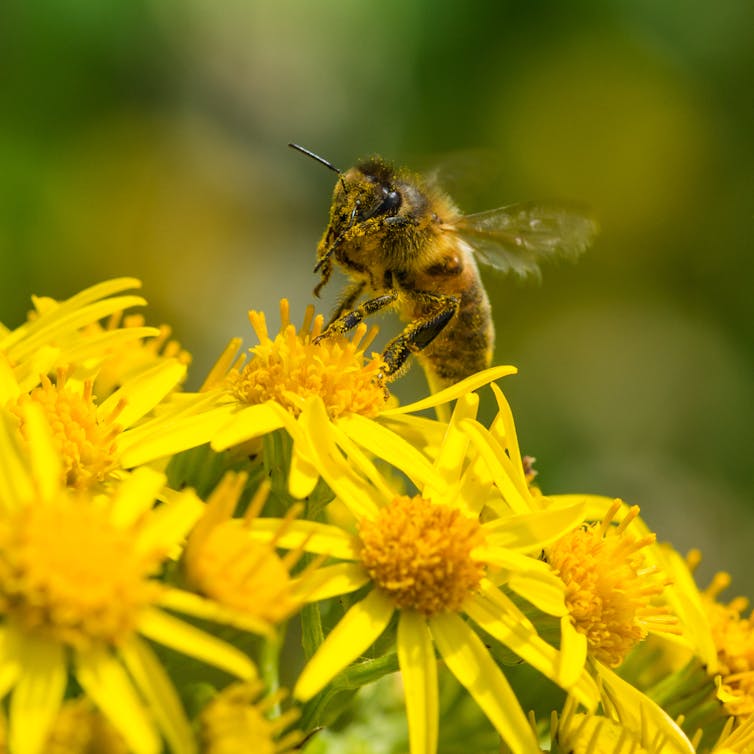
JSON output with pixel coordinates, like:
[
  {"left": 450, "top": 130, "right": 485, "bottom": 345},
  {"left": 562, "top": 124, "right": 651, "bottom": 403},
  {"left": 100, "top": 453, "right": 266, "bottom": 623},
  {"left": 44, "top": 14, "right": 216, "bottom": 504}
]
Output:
[{"left": 330, "top": 157, "right": 403, "bottom": 231}]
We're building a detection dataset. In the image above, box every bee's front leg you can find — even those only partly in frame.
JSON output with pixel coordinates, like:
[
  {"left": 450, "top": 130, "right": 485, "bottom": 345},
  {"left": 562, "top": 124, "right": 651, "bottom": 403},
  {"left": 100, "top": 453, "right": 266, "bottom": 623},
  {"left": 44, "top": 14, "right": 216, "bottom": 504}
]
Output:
[
  {"left": 314, "top": 291, "right": 399, "bottom": 341},
  {"left": 380, "top": 293, "right": 459, "bottom": 380},
  {"left": 327, "top": 280, "right": 367, "bottom": 327}
]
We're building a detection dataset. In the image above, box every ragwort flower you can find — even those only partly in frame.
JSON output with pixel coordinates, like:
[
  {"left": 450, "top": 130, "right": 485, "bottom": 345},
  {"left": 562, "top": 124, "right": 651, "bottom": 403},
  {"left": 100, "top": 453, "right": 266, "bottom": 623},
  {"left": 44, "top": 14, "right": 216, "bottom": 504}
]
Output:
[
  {"left": 247, "top": 389, "right": 599, "bottom": 754},
  {"left": 0, "top": 404, "right": 258, "bottom": 754},
  {"left": 119, "top": 299, "right": 515, "bottom": 500}
]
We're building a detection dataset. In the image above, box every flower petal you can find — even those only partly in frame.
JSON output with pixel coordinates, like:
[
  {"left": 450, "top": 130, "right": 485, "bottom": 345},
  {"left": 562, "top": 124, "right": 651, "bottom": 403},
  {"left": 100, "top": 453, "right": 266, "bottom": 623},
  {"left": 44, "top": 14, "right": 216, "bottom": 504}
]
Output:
[
  {"left": 210, "top": 402, "right": 291, "bottom": 450},
  {"left": 8, "top": 632, "right": 66, "bottom": 754},
  {"left": 294, "top": 588, "right": 394, "bottom": 702},
  {"left": 337, "top": 413, "right": 442, "bottom": 492},
  {"left": 465, "top": 587, "right": 598, "bottom": 709},
  {"left": 98, "top": 359, "right": 187, "bottom": 428},
  {"left": 20, "top": 403, "right": 63, "bottom": 504},
  {"left": 482, "top": 500, "right": 586, "bottom": 550},
  {"left": 294, "top": 562, "right": 371, "bottom": 602},
  {"left": 248, "top": 518, "right": 360, "bottom": 559},
  {"left": 118, "top": 405, "right": 236, "bottom": 468},
  {"left": 595, "top": 661, "right": 695, "bottom": 754},
  {"left": 158, "top": 587, "right": 274, "bottom": 637},
  {"left": 118, "top": 635, "right": 197, "bottom": 754},
  {"left": 0, "top": 626, "right": 22, "bottom": 698},
  {"left": 429, "top": 611, "right": 540, "bottom": 754},
  {"left": 137, "top": 607, "right": 257, "bottom": 680},
  {"left": 381, "top": 365, "right": 517, "bottom": 416},
  {"left": 460, "top": 418, "right": 530, "bottom": 514},
  {"left": 75, "top": 643, "right": 161, "bottom": 754},
  {"left": 397, "top": 611, "right": 438, "bottom": 754}
]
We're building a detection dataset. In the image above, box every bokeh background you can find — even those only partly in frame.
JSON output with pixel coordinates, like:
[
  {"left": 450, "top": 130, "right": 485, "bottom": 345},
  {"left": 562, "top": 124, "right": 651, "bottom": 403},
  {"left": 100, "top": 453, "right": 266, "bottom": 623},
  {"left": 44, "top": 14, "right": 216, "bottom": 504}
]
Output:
[{"left": 2, "top": 1, "right": 752, "bottom": 594}]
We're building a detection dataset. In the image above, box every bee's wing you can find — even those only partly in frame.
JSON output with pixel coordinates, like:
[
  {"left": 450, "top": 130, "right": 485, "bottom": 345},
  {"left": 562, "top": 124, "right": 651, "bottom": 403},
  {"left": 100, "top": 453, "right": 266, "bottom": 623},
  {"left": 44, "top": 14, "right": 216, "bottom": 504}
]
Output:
[{"left": 455, "top": 200, "right": 598, "bottom": 278}]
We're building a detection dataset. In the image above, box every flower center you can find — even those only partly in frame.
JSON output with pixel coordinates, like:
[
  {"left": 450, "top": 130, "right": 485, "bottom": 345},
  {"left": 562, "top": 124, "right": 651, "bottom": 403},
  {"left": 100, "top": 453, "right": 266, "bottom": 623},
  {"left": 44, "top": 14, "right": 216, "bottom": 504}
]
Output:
[
  {"left": 358, "top": 495, "right": 486, "bottom": 616},
  {"left": 546, "top": 502, "right": 673, "bottom": 667},
  {"left": 703, "top": 572, "right": 754, "bottom": 719},
  {"left": 225, "top": 300, "right": 387, "bottom": 419},
  {"left": 0, "top": 493, "right": 161, "bottom": 648},
  {"left": 10, "top": 370, "right": 123, "bottom": 488}
]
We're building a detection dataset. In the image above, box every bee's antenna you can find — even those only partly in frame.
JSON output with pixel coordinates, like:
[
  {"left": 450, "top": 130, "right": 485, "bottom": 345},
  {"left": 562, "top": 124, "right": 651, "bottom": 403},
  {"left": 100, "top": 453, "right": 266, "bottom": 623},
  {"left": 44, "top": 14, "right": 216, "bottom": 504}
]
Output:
[
  {"left": 289, "top": 143, "right": 341, "bottom": 174},
  {"left": 289, "top": 143, "right": 347, "bottom": 192}
]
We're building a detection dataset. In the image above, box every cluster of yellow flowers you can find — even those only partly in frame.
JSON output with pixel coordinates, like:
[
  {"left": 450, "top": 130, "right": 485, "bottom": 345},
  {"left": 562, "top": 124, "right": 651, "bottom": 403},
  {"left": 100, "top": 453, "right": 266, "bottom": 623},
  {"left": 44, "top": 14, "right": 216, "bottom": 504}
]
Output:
[{"left": 0, "top": 278, "right": 752, "bottom": 754}]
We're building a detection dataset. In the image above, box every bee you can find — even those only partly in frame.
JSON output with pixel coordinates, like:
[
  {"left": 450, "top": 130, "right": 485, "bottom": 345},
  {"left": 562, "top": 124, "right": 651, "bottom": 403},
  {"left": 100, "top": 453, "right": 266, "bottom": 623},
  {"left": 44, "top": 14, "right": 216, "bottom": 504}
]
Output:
[{"left": 290, "top": 143, "right": 598, "bottom": 391}]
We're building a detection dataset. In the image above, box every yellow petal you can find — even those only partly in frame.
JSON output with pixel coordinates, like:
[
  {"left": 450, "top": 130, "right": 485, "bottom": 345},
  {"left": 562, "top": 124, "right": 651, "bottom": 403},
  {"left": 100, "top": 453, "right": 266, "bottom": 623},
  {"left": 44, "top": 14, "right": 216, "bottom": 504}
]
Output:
[
  {"left": 460, "top": 418, "right": 530, "bottom": 514},
  {"left": 118, "top": 636, "right": 197, "bottom": 754},
  {"left": 289, "top": 439, "right": 321, "bottom": 499},
  {"left": 424, "top": 392, "right": 478, "bottom": 503},
  {"left": 12, "top": 402, "right": 61, "bottom": 505},
  {"left": 0, "top": 411, "right": 35, "bottom": 512},
  {"left": 381, "top": 365, "right": 517, "bottom": 416},
  {"left": 75, "top": 643, "right": 161, "bottom": 754},
  {"left": 0, "top": 353, "right": 20, "bottom": 403},
  {"left": 248, "top": 518, "right": 360, "bottom": 559},
  {"left": 158, "top": 587, "right": 273, "bottom": 637},
  {"left": 9, "top": 295, "right": 148, "bottom": 363},
  {"left": 294, "top": 589, "right": 394, "bottom": 702},
  {"left": 337, "top": 413, "right": 442, "bottom": 492},
  {"left": 118, "top": 405, "right": 236, "bottom": 467},
  {"left": 138, "top": 607, "right": 257, "bottom": 680},
  {"left": 595, "top": 662, "right": 695, "bottom": 754},
  {"left": 397, "top": 611, "right": 438, "bottom": 754},
  {"left": 210, "top": 402, "right": 291, "bottom": 450},
  {"left": 132, "top": 487, "right": 204, "bottom": 556},
  {"left": 8, "top": 632, "right": 66, "bottom": 754},
  {"left": 429, "top": 611, "right": 540, "bottom": 754},
  {"left": 98, "top": 359, "right": 187, "bottom": 428},
  {"left": 109, "top": 466, "right": 166, "bottom": 528},
  {"left": 293, "top": 562, "right": 371, "bottom": 602},
  {"left": 0, "top": 626, "right": 22, "bottom": 698},
  {"left": 297, "top": 399, "right": 381, "bottom": 519},
  {"left": 482, "top": 500, "right": 586, "bottom": 550}
]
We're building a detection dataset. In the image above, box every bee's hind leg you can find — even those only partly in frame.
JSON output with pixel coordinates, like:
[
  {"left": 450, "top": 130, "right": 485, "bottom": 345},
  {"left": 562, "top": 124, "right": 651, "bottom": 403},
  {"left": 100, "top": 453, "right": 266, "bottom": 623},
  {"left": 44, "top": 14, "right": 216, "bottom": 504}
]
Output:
[
  {"left": 315, "top": 290, "right": 398, "bottom": 340},
  {"left": 380, "top": 294, "right": 459, "bottom": 380}
]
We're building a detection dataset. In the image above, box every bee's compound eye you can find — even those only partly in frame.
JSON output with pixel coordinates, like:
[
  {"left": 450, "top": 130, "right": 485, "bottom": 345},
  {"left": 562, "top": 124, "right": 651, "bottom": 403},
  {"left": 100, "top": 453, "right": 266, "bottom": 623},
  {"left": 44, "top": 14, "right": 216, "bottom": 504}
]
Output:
[{"left": 375, "top": 188, "right": 401, "bottom": 216}]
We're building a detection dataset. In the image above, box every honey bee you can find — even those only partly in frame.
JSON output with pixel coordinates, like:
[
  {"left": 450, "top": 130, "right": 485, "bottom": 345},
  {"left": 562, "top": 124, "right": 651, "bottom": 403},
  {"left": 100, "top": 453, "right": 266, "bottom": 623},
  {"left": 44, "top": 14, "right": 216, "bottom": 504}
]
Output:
[{"left": 290, "top": 143, "right": 598, "bottom": 391}]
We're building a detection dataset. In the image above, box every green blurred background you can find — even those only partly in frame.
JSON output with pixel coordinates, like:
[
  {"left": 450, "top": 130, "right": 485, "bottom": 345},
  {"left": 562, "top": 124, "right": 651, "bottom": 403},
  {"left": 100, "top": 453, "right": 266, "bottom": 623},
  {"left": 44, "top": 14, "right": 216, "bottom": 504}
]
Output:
[{"left": 2, "top": 1, "right": 752, "bottom": 594}]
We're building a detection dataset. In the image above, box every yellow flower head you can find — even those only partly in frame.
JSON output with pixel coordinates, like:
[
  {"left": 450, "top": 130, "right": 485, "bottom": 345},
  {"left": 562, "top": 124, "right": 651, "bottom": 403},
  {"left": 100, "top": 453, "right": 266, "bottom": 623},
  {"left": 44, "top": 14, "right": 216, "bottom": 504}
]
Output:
[
  {"left": 0, "top": 405, "right": 258, "bottom": 754},
  {"left": 698, "top": 561, "right": 754, "bottom": 720},
  {"left": 80, "top": 310, "right": 191, "bottom": 400},
  {"left": 43, "top": 698, "right": 129, "bottom": 754},
  {"left": 546, "top": 500, "right": 677, "bottom": 667},
  {"left": 8, "top": 368, "right": 125, "bottom": 490},
  {"left": 247, "top": 390, "right": 601, "bottom": 754},
  {"left": 212, "top": 298, "right": 387, "bottom": 419},
  {"left": 183, "top": 474, "right": 306, "bottom": 627},
  {"left": 359, "top": 494, "right": 486, "bottom": 615},
  {"left": 197, "top": 299, "right": 516, "bottom": 501},
  {"left": 199, "top": 681, "right": 303, "bottom": 754},
  {"left": 0, "top": 278, "right": 159, "bottom": 394}
]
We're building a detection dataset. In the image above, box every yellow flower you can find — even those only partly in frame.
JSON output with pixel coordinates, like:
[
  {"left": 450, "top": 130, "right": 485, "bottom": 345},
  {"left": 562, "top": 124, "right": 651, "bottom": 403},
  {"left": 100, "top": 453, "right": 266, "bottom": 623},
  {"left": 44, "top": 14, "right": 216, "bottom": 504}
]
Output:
[
  {"left": 182, "top": 473, "right": 311, "bottom": 629},
  {"left": 0, "top": 404, "right": 258, "bottom": 754},
  {"left": 42, "top": 698, "right": 129, "bottom": 754},
  {"left": 198, "top": 681, "right": 304, "bottom": 754},
  {"left": 696, "top": 560, "right": 754, "bottom": 721},
  {"left": 546, "top": 500, "right": 678, "bottom": 667},
  {"left": 119, "top": 299, "right": 515, "bottom": 499},
  {"left": 5, "top": 359, "right": 189, "bottom": 489},
  {"left": 248, "top": 390, "right": 599, "bottom": 754},
  {"left": 0, "top": 278, "right": 159, "bottom": 393}
]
